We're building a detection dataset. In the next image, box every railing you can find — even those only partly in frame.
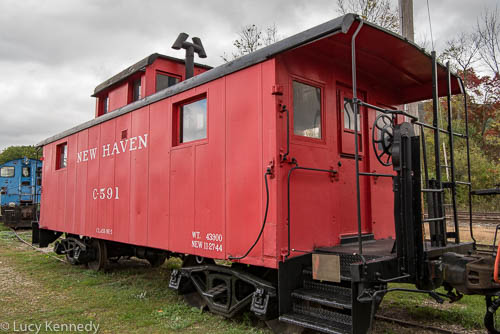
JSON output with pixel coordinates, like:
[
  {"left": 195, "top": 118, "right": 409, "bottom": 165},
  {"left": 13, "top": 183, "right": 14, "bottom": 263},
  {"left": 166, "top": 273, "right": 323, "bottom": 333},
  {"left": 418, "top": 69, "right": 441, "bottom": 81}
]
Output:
[{"left": 349, "top": 26, "right": 475, "bottom": 254}]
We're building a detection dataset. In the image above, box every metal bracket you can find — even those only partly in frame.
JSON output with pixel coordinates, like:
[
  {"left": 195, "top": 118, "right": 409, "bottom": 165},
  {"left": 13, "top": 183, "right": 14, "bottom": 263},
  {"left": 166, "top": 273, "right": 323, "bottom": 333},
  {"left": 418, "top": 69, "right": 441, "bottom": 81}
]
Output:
[
  {"left": 272, "top": 84, "right": 283, "bottom": 96},
  {"left": 279, "top": 105, "right": 290, "bottom": 163},
  {"left": 169, "top": 269, "right": 182, "bottom": 290},
  {"left": 267, "top": 160, "right": 275, "bottom": 179},
  {"left": 330, "top": 166, "right": 338, "bottom": 182},
  {"left": 250, "top": 287, "right": 270, "bottom": 316}
]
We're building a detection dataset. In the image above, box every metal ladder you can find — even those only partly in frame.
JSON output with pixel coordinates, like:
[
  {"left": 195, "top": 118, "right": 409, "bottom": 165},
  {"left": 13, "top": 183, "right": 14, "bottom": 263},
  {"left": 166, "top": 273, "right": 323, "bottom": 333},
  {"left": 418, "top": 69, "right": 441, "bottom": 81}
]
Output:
[{"left": 416, "top": 54, "right": 475, "bottom": 248}]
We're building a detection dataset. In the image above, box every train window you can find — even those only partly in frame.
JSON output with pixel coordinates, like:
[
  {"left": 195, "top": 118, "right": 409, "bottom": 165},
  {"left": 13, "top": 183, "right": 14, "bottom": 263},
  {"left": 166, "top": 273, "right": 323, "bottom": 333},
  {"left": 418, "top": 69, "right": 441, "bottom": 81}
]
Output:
[
  {"left": 343, "top": 98, "right": 360, "bottom": 130},
  {"left": 56, "top": 142, "right": 68, "bottom": 170},
  {"left": 177, "top": 98, "right": 207, "bottom": 144},
  {"left": 22, "top": 167, "right": 30, "bottom": 177},
  {"left": 101, "top": 96, "right": 109, "bottom": 115},
  {"left": 156, "top": 72, "right": 180, "bottom": 92},
  {"left": 293, "top": 81, "right": 322, "bottom": 139},
  {"left": 0, "top": 166, "right": 14, "bottom": 177},
  {"left": 132, "top": 79, "right": 142, "bottom": 101},
  {"left": 338, "top": 88, "right": 364, "bottom": 156}
]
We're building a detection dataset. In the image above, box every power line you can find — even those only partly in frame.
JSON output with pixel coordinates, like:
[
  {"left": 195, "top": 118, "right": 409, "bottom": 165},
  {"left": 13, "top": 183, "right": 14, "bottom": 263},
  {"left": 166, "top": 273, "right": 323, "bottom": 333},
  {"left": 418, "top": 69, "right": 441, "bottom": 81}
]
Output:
[{"left": 426, "top": 0, "right": 435, "bottom": 51}]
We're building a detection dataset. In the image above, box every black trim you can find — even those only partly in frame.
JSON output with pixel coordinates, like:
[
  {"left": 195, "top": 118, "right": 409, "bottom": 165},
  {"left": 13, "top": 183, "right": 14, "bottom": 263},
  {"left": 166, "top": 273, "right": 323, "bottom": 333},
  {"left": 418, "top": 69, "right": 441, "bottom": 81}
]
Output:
[
  {"left": 36, "top": 13, "right": 462, "bottom": 148},
  {"left": 36, "top": 14, "right": 355, "bottom": 147}
]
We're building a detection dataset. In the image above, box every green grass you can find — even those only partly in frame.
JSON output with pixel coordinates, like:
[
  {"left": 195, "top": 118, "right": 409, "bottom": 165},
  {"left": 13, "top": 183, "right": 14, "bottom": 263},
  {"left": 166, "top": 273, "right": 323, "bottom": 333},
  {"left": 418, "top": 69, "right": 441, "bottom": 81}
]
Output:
[
  {"left": 0, "top": 231, "right": 269, "bottom": 334},
  {"left": 0, "top": 227, "right": 490, "bottom": 333},
  {"left": 380, "top": 283, "right": 486, "bottom": 330}
]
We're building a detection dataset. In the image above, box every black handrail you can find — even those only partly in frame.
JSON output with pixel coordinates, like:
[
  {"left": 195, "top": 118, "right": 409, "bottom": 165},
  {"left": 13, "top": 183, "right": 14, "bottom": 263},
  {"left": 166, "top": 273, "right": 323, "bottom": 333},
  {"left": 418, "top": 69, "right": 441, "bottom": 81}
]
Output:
[
  {"left": 446, "top": 62, "right": 460, "bottom": 244},
  {"left": 461, "top": 77, "right": 477, "bottom": 247},
  {"left": 351, "top": 20, "right": 364, "bottom": 255},
  {"left": 279, "top": 105, "right": 290, "bottom": 162},
  {"left": 286, "top": 164, "right": 337, "bottom": 259}
]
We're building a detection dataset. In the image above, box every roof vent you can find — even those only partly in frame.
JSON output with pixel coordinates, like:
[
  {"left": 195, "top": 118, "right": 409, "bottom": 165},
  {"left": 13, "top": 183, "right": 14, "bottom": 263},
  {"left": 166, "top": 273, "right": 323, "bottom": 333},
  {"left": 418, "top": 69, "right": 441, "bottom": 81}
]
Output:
[{"left": 172, "top": 33, "right": 207, "bottom": 79}]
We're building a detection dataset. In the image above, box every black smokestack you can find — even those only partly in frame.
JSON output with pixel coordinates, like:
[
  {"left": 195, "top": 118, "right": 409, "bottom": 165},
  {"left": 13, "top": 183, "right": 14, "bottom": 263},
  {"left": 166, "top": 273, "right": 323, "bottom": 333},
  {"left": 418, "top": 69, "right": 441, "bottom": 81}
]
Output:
[{"left": 172, "top": 33, "right": 207, "bottom": 79}]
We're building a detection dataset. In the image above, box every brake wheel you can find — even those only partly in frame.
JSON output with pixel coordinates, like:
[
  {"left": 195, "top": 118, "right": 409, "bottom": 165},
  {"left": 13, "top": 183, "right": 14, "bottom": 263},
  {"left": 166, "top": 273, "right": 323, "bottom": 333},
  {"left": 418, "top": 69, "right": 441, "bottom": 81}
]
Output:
[{"left": 372, "top": 114, "right": 394, "bottom": 166}]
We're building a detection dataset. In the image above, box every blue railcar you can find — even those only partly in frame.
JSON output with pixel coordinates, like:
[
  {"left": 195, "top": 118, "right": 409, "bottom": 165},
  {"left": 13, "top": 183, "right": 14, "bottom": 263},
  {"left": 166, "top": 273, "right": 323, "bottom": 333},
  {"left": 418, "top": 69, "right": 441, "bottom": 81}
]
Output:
[{"left": 0, "top": 157, "right": 42, "bottom": 228}]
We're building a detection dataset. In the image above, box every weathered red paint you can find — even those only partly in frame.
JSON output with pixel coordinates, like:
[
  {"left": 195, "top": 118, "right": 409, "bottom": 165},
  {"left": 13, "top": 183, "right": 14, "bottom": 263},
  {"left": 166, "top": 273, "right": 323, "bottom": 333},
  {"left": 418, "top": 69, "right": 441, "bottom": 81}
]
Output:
[{"left": 40, "top": 21, "right": 458, "bottom": 269}]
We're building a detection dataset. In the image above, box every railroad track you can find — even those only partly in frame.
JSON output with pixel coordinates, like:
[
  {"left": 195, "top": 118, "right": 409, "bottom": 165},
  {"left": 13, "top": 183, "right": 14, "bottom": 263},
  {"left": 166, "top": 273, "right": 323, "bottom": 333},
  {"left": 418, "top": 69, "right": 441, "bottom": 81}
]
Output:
[
  {"left": 437, "top": 212, "right": 499, "bottom": 225},
  {"left": 375, "top": 315, "right": 463, "bottom": 333}
]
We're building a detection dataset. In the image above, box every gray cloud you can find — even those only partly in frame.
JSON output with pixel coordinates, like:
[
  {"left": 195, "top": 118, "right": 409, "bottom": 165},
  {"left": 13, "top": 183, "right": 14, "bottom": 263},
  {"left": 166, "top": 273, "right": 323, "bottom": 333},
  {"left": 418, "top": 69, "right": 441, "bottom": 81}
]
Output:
[{"left": 0, "top": 0, "right": 496, "bottom": 151}]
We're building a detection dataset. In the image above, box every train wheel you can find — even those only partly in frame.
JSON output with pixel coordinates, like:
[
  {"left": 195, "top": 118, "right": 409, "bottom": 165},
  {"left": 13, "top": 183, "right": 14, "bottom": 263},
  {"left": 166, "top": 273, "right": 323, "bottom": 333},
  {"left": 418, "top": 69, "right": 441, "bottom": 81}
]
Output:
[
  {"left": 87, "top": 239, "right": 108, "bottom": 271},
  {"left": 485, "top": 295, "right": 500, "bottom": 334},
  {"left": 147, "top": 254, "right": 167, "bottom": 267}
]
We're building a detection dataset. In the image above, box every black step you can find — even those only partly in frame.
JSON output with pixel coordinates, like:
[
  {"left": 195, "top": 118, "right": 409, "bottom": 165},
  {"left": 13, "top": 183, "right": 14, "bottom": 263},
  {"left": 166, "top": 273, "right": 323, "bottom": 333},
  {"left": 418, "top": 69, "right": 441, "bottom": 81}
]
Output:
[
  {"left": 292, "top": 283, "right": 352, "bottom": 309},
  {"left": 280, "top": 304, "right": 352, "bottom": 334}
]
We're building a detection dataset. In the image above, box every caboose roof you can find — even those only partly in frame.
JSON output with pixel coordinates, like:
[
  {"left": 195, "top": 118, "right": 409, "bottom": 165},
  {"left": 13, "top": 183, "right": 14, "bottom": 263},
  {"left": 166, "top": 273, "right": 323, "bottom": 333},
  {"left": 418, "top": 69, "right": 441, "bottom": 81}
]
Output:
[
  {"left": 92, "top": 53, "right": 213, "bottom": 97},
  {"left": 37, "top": 13, "right": 463, "bottom": 147}
]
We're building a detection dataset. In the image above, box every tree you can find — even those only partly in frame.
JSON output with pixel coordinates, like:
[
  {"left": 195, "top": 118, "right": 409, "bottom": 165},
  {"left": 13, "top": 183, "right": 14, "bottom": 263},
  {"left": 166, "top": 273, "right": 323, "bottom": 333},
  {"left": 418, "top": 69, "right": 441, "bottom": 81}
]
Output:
[
  {"left": 221, "top": 23, "right": 280, "bottom": 62},
  {"left": 476, "top": 6, "right": 500, "bottom": 75},
  {"left": 441, "top": 32, "right": 481, "bottom": 85},
  {"left": 335, "top": 0, "right": 399, "bottom": 32},
  {"left": 0, "top": 146, "right": 40, "bottom": 165},
  {"left": 441, "top": 28, "right": 499, "bottom": 160},
  {"left": 441, "top": 32, "right": 481, "bottom": 120}
]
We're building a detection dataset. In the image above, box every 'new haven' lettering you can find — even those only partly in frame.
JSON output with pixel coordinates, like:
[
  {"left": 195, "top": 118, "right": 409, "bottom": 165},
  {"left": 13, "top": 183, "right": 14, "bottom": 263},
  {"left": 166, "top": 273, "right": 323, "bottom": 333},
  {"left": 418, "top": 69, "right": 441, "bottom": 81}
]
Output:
[{"left": 76, "top": 133, "right": 148, "bottom": 163}]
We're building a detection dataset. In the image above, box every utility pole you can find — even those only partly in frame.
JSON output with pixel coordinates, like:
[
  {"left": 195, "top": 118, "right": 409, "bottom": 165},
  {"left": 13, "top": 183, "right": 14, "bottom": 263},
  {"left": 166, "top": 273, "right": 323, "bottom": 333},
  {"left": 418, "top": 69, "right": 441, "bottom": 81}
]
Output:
[
  {"left": 399, "top": 0, "right": 420, "bottom": 124},
  {"left": 399, "top": 0, "right": 414, "bottom": 42}
]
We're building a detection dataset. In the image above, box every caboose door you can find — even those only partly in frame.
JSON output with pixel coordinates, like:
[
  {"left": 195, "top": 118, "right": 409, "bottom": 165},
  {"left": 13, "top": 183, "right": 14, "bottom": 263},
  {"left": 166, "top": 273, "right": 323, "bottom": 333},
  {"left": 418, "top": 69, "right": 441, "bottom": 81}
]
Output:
[
  {"left": 336, "top": 88, "right": 371, "bottom": 236},
  {"left": 20, "top": 162, "right": 32, "bottom": 203}
]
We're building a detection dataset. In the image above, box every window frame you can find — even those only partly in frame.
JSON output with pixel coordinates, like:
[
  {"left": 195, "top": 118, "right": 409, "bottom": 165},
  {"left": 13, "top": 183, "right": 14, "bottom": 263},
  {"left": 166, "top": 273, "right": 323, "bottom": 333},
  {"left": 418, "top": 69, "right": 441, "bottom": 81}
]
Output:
[
  {"left": 56, "top": 142, "right": 68, "bottom": 170},
  {"left": 172, "top": 93, "right": 208, "bottom": 147},
  {"left": 290, "top": 76, "right": 326, "bottom": 145},
  {"left": 131, "top": 77, "right": 142, "bottom": 102},
  {"left": 22, "top": 166, "right": 30, "bottom": 177},
  {"left": 155, "top": 71, "right": 181, "bottom": 93},
  {"left": 0, "top": 166, "right": 15, "bottom": 178},
  {"left": 337, "top": 86, "right": 366, "bottom": 157},
  {"left": 99, "top": 95, "right": 109, "bottom": 116}
]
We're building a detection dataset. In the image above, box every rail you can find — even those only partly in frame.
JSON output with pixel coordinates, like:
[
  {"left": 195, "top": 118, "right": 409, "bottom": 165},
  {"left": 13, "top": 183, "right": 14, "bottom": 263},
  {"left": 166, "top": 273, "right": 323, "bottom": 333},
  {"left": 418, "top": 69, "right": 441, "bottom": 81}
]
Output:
[{"left": 348, "top": 36, "right": 476, "bottom": 254}]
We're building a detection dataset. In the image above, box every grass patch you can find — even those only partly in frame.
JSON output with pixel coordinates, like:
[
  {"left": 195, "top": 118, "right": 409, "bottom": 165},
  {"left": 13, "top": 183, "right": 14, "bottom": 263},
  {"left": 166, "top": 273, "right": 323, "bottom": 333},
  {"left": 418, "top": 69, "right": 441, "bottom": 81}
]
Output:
[
  {"left": 0, "top": 233, "right": 270, "bottom": 334},
  {"left": 0, "top": 225, "right": 492, "bottom": 333},
  {"left": 380, "top": 283, "right": 485, "bottom": 330}
]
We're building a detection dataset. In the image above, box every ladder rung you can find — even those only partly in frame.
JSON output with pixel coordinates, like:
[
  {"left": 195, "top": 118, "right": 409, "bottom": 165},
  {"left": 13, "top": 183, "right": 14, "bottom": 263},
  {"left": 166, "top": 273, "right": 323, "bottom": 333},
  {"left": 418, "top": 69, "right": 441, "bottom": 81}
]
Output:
[
  {"left": 452, "top": 132, "right": 467, "bottom": 138},
  {"left": 421, "top": 188, "right": 444, "bottom": 193},
  {"left": 423, "top": 217, "right": 446, "bottom": 222},
  {"left": 456, "top": 181, "right": 471, "bottom": 186}
]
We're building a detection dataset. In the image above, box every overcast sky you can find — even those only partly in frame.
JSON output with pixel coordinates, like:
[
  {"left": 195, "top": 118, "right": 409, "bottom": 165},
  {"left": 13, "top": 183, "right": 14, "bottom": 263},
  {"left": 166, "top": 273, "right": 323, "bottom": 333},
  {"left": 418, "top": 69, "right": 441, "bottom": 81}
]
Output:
[{"left": 0, "top": 0, "right": 497, "bottom": 151}]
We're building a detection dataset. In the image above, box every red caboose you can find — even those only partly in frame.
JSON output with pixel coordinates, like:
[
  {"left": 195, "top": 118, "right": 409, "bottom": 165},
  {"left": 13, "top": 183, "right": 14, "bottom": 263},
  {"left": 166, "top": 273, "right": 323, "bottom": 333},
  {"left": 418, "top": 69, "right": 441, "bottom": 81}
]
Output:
[{"left": 34, "top": 14, "right": 484, "bottom": 334}]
